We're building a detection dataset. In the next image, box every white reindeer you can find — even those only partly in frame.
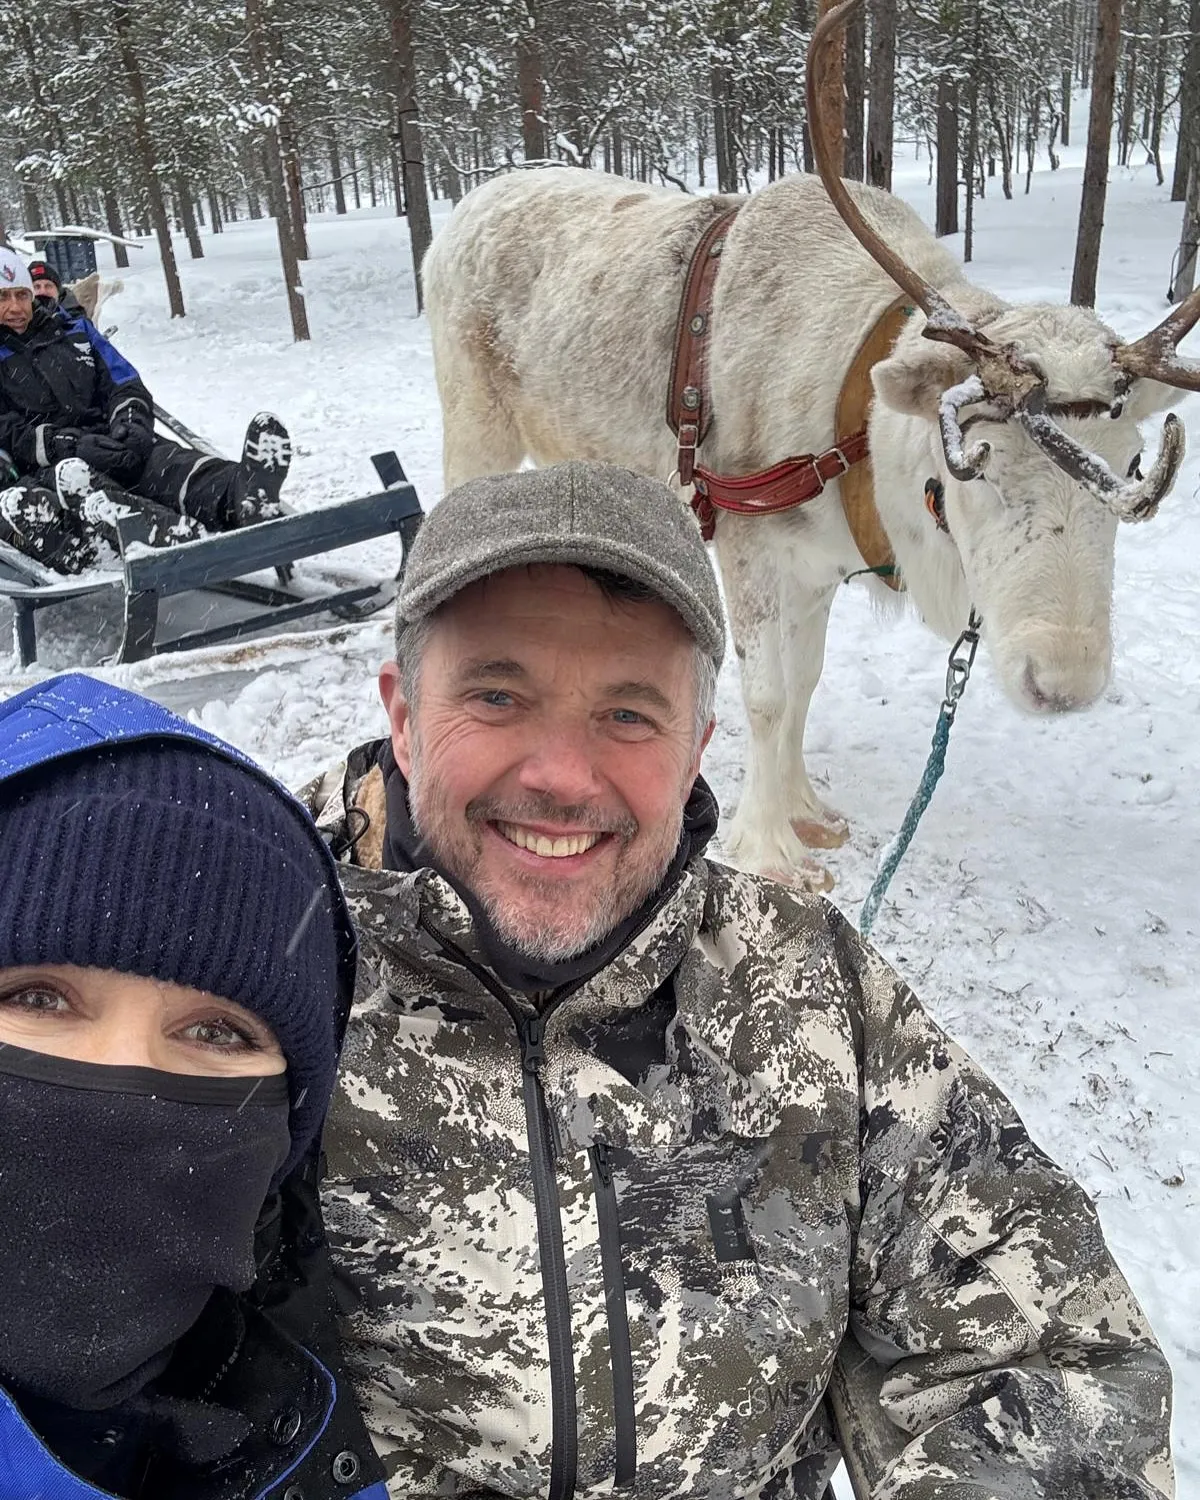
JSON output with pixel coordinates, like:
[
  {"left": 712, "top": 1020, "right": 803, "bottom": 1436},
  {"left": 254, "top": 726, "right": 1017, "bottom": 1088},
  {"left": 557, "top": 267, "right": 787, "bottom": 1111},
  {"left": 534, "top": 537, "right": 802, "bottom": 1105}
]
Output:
[{"left": 423, "top": 38, "right": 1196, "bottom": 889}]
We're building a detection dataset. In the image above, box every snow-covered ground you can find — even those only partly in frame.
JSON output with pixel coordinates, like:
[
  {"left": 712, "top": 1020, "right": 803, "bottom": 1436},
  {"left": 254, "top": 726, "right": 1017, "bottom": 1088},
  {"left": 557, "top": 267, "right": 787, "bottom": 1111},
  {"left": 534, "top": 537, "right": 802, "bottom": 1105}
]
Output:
[{"left": 3, "top": 127, "right": 1198, "bottom": 1488}]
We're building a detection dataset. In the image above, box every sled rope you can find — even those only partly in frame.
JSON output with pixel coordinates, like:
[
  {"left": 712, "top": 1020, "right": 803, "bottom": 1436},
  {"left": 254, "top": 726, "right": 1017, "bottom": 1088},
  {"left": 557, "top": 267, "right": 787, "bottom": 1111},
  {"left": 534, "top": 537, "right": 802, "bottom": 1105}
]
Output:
[{"left": 859, "top": 608, "right": 982, "bottom": 938}]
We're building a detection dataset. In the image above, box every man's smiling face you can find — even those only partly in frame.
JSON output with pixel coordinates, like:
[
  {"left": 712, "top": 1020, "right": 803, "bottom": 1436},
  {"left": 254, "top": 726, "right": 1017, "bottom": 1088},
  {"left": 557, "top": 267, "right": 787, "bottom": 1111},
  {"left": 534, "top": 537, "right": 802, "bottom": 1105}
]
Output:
[{"left": 380, "top": 565, "right": 713, "bottom": 961}]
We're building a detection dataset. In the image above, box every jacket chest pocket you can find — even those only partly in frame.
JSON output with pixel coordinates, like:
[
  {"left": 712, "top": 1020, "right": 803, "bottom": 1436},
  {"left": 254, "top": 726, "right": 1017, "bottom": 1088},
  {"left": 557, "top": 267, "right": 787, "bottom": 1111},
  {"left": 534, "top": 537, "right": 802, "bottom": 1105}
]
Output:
[{"left": 586, "top": 1134, "right": 850, "bottom": 1487}]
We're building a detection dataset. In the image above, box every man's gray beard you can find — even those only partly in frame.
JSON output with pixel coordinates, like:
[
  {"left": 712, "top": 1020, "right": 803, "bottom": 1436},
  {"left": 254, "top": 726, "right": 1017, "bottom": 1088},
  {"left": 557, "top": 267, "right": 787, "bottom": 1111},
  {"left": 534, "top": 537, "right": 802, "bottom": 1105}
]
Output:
[
  {"left": 408, "top": 739, "right": 683, "bottom": 963},
  {"left": 473, "top": 826, "right": 681, "bottom": 963}
]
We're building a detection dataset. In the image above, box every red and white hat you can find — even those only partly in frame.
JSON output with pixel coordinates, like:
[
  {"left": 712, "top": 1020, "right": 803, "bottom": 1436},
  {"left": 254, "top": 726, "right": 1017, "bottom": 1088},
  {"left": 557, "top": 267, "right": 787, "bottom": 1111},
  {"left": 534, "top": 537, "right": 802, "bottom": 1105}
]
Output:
[{"left": 0, "top": 247, "right": 34, "bottom": 293}]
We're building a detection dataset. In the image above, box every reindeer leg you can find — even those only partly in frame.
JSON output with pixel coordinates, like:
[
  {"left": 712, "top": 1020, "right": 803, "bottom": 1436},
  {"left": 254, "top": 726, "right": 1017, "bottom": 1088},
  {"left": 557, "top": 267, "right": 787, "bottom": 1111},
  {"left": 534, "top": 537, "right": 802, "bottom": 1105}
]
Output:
[
  {"left": 716, "top": 525, "right": 835, "bottom": 891},
  {"left": 432, "top": 315, "right": 526, "bottom": 490},
  {"left": 778, "top": 582, "right": 849, "bottom": 850}
]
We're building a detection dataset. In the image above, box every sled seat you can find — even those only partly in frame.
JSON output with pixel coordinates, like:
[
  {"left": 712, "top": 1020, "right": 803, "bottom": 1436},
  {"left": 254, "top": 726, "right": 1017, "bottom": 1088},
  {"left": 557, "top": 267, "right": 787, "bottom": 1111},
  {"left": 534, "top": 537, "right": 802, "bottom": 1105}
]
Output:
[{"left": 5, "top": 452, "right": 423, "bottom": 667}]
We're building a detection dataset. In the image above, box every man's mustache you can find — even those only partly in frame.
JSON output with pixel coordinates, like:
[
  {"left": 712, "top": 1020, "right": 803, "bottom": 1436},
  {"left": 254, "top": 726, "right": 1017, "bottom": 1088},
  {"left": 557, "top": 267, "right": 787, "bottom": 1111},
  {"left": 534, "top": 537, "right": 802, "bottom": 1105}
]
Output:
[{"left": 467, "top": 794, "right": 638, "bottom": 840}]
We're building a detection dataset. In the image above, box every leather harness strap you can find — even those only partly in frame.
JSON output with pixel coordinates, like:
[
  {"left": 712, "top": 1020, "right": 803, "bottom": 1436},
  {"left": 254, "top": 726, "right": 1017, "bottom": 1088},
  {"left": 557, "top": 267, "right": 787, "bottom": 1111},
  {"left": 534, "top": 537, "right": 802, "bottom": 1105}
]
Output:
[
  {"left": 834, "top": 296, "right": 914, "bottom": 592},
  {"left": 667, "top": 210, "right": 916, "bottom": 588},
  {"left": 691, "top": 433, "right": 870, "bottom": 539},
  {"left": 667, "top": 207, "right": 742, "bottom": 486}
]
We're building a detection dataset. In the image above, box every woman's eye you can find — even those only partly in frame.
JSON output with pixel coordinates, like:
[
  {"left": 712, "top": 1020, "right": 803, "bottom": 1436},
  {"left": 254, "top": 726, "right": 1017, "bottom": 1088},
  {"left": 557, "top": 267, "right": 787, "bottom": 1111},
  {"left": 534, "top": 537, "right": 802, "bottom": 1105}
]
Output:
[
  {"left": 181, "top": 1017, "right": 259, "bottom": 1051},
  {"left": 0, "top": 985, "right": 70, "bottom": 1014}
]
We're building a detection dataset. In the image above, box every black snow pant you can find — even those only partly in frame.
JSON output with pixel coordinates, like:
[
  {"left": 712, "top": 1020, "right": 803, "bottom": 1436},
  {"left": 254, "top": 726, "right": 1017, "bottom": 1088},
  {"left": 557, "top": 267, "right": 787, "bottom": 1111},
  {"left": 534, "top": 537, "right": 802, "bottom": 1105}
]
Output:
[
  {"left": 31, "top": 437, "right": 240, "bottom": 532},
  {"left": 130, "top": 438, "right": 240, "bottom": 530}
]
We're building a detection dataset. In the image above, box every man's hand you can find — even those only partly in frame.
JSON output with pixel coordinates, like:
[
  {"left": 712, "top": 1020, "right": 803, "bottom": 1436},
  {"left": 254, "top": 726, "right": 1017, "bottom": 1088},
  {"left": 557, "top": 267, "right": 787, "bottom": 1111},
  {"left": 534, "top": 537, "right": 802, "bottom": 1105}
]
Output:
[
  {"left": 13, "top": 423, "right": 76, "bottom": 471},
  {"left": 109, "top": 399, "right": 154, "bottom": 467},
  {"left": 75, "top": 429, "right": 146, "bottom": 484}
]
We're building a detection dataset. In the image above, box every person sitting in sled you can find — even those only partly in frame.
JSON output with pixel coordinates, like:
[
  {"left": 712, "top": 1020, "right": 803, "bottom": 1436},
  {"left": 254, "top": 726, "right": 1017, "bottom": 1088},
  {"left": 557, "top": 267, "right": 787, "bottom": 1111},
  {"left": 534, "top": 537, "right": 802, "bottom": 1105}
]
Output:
[
  {"left": 26, "top": 259, "right": 86, "bottom": 317},
  {"left": 0, "top": 672, "right": 386, "bottom": 1499},
  {"left": 0, "top": 246, "right": 290, "bottom": 575}
]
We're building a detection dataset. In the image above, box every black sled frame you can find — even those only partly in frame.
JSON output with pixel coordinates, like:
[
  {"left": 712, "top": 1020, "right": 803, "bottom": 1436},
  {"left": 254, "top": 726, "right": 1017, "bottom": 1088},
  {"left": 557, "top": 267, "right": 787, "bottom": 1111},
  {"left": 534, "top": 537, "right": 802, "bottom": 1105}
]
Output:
[{"left": 2, "top": 451, "right": 423, "bottom": 667}]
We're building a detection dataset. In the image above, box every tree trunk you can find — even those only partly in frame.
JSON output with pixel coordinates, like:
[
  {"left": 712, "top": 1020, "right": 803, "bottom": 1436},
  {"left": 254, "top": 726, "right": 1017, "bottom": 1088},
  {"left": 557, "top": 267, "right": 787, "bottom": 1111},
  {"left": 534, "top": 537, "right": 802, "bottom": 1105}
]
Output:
[
  {"left": 279, "top": 117, "right": 308, "bottom": 259},
  {"left": 1072, "top": 0, "right": 1122, "bottom": 306},
  {"left": 1117, "top": 0, "right": 1140, "bottom": 166},
  {"left": 965, "top": 78, "right": 979, "bottom": 262},
  {"left": 112, "top": 0, "right": 184, "bottom": 317},
  {"left": 1024, "top": 93, "right": 1040, "bottom": 193},
  {"left": 865, "top": 0, "right": 896, "bottom": 188},
  {"left": 1172, "top": 0, "right": 1200, "bottom": 198},
  {"left": 245, "top": 0, "right": 309, "bottom": 341},
  {"left": 843, "top": 0, "right": 866, "bottom": 178},
  {"left": 1060, "top": 0, "right": 1075, "bottom": 145},
  {"left": 1147, "top": 0, "right": 1168, "bottom": 183},
  {"left": 1170, "top": 154, "right": 1200, "bottom": 299},
  {"left": 328, "top": 125, "right": 347, "bottom": 214},
  {"left": 385, "top": 0, "right": 433, "bottom": 310},
  {"left": 612, "top": 121, "right": 624, "bottom": 176},
  {"left": 103, "top": 190, "right": 130, "bottom": 267},
  {"left": 175, "top": 176, "right": 204, "bottom": 258},
  {"left": 207, "top": 185, "right": 223, "bottom": 234},
  {"left": 350, "top": 149, "right": 362, "bottom": 209},
  {"left": 696, "top": 110, "right": 707, "bottom": 186},
  {"left": 516, "top": 30, "right": 547, "bottom": 160},
  {"left": 712, "top": 61, "right": 738, "bottom": 193},
  {"left": 20, "top": 180, "right": 43, "bottom": 232},
  {"left": 935, "top": 75, "right": 959, "bottom": 236},
  {"left": 987, "top": 86, "right": 1014, "bottom": 197}
]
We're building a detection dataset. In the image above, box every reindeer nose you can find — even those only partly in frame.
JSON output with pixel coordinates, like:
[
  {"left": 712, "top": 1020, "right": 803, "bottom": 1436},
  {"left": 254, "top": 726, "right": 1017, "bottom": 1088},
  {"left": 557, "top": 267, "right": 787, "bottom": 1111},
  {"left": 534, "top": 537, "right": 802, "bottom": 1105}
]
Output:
[{"left": 1021, "top": 659, "right": 1088, "bottom": 714}]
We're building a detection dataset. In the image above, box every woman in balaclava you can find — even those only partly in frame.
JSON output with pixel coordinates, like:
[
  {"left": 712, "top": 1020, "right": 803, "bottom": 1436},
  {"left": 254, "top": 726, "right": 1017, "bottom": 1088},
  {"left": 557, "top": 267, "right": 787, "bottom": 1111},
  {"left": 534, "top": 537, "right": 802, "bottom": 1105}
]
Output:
[{"left": 0, "top": 673, "right": 387, "bottom": 1499}]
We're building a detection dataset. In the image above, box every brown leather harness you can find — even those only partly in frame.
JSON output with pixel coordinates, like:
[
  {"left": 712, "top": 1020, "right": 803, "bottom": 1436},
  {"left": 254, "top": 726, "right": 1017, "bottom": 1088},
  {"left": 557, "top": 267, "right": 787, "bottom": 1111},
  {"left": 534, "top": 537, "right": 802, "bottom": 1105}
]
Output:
[{"left": 667, "top": 206, "right": 913, "bottom": 591}]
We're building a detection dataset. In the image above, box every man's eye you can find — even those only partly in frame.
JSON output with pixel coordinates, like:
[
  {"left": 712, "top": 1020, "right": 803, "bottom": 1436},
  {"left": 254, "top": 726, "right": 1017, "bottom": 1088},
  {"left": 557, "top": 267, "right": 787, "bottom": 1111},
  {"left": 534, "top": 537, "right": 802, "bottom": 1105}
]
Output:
[
  {"left": 0, "top": 985, "right": 70, "bottom": 1014},
  {"left": 181, "top": 1017, "right": 260, "bottom": 1052},
  {"left": 478, "top": 690, "right": 515, "bottom": 708},
  {"left": 611, "top": 709, "right": 650, "bottom": 726}
]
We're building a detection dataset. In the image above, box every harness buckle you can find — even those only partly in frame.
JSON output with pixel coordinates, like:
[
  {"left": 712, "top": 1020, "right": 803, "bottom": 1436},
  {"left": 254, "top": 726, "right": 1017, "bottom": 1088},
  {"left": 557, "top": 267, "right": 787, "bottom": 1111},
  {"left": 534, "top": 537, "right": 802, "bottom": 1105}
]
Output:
[{"left": 677, "top": 423, "right": 699, "bottom": 486}]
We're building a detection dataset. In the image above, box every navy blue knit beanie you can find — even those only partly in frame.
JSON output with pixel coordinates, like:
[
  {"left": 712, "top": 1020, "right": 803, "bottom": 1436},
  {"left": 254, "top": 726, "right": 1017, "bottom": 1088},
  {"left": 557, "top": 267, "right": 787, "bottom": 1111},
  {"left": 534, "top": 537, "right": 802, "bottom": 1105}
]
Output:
[{"left": 0, "top": 674, "right": 354, "bottom": 1175}]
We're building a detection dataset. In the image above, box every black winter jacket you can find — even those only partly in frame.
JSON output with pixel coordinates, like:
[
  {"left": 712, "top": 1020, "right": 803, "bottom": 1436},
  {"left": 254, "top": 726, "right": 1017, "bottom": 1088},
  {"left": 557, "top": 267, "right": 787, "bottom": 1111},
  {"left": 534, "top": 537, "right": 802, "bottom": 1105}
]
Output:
[
  {"left": 0, "top": 1156, "right": 387, "bottom": 1499},
  {"left": 0, "top": 304, "right": 151, "bottom": 470}
]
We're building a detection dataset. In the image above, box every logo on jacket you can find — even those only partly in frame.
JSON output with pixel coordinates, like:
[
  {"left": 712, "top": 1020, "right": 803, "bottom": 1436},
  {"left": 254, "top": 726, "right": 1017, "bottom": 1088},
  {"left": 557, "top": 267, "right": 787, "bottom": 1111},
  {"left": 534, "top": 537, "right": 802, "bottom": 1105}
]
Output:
[
  {"left": 72, "top": 340, "right": 94, "bottom": 364},
  {"left": 736, "top": 1376, "right": 814, "bottom": 1420}
]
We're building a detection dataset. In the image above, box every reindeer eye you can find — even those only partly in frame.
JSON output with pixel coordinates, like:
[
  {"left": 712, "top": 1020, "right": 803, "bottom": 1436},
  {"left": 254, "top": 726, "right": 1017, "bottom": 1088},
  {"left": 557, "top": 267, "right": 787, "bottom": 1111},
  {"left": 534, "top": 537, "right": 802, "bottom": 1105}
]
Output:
[{"left": 1127, "top": 452, "right": 1144, "bottom": 480}]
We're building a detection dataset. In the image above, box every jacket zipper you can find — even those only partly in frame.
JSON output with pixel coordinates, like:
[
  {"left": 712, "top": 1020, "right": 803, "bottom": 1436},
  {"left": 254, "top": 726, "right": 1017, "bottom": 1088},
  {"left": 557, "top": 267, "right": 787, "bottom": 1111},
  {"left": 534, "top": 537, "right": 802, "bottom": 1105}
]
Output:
[
  {"left": 589, "top": 1141, "right": 637, "bottom": 1488},
  {"left": 518, "top": 1012, "right": 578, "bottom": 1500},
  {"left": 417, "top": 916, "right": 578, "bottom": 1500}
]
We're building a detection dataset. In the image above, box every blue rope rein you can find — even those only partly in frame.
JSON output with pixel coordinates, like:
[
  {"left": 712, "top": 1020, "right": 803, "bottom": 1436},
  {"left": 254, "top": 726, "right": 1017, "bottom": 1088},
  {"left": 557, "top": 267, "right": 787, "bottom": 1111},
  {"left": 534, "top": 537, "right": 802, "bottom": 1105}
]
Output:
[{"left": 859, "top": 608, "right": 982, "bottom": 938}]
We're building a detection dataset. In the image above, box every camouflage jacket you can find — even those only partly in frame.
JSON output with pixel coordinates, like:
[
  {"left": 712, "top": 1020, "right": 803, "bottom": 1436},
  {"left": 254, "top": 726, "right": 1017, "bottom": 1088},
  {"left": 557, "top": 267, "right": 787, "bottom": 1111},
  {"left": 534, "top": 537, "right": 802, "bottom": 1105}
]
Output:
[{"left": 305, "top": 746, "right": 1173, "bottom": 1500}]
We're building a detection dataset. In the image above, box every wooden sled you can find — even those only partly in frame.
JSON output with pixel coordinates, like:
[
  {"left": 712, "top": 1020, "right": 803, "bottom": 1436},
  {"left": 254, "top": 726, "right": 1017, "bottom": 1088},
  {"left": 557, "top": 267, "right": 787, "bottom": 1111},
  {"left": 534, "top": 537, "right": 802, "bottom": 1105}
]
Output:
[{"left": 2, "top": 451, "right": 423, "bottom": 667}]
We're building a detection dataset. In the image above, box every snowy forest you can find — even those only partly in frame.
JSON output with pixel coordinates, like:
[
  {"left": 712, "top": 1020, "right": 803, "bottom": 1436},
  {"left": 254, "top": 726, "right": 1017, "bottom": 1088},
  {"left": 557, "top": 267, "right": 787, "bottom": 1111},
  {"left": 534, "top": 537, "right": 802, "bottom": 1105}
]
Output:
[{"left": 3, "top": 0, "right": 1200, "bottom": 325}]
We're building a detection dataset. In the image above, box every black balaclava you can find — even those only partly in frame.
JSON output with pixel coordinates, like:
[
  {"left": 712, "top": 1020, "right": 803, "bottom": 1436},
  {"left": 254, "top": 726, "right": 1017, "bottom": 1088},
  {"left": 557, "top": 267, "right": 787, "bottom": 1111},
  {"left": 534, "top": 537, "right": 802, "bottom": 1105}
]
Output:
[
  {"left": 0, "top": 674, "right": 356, "bottom": 1438},
  {"left": 0, "top": 1046, "right": 291, "bottom": 1411}
]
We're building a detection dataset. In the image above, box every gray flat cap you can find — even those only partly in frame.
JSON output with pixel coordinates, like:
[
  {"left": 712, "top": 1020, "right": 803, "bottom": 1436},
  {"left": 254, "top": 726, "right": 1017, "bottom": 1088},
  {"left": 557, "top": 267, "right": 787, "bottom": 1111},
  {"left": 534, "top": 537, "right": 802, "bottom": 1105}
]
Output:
[{"left": 398, "top": 462, "right": 725, "bottom": 667}]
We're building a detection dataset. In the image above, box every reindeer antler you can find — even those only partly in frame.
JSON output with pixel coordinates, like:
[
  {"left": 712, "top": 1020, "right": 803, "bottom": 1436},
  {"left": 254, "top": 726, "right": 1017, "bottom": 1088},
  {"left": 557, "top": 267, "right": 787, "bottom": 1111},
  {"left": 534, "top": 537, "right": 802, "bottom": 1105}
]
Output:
[
  {"left": 1115, "top": 288, "right": 1200, "bottom": 391},
  {"left": 805, "top": 0, "right": 1045, "bottom": 468},
  {"left": 805, "top": 0, "right": 1186, "bottom": 517}
]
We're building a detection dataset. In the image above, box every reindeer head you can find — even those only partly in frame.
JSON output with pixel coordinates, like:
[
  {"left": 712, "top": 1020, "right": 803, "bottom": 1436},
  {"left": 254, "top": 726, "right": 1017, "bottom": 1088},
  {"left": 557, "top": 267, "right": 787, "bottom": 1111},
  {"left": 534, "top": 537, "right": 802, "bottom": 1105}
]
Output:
[{"left": 809, "top": 0, "right": 1194, "bottom": 712}]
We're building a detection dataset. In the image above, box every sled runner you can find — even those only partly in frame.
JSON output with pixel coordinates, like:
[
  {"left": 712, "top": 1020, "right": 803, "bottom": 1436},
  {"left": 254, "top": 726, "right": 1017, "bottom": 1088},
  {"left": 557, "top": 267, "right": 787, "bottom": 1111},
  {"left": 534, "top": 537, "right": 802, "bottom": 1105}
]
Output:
[{"left": 2, "top": 448, "right": 423, "bottom": 667}]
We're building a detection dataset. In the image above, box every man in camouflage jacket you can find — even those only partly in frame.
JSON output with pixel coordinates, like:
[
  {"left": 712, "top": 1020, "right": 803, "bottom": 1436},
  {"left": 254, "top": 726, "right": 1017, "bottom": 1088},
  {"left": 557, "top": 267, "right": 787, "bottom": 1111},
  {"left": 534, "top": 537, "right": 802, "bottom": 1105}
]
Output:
[{"left": 307, "top": 462, "right": 1173, "bottom": 1500}]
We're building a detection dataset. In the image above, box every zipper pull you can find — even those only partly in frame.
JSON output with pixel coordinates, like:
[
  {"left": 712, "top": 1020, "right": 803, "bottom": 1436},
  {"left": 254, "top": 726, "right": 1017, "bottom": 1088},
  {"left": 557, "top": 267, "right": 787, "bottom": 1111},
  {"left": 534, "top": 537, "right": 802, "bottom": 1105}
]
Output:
[
  {"left": 593, "top": 1139, "right": 613, "bottom": 1187},
  {"left": 520, "top": 1014, "right": 545, "bottom": 1074}
]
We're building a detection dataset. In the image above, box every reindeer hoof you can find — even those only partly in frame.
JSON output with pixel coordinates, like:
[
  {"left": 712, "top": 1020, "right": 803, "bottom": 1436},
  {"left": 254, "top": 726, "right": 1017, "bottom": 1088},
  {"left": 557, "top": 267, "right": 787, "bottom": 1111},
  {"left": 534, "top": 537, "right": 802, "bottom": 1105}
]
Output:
[
  {"left": 790, "top": 813, "right": 849, "bottom": 849},
  {"left": 764, "top": 860, "right": 836, "bottom": 893}
]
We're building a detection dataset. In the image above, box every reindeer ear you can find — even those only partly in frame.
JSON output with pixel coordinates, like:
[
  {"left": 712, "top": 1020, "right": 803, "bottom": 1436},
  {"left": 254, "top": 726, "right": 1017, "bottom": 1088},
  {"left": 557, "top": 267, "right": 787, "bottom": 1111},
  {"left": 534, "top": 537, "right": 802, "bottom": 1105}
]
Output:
[{"left": 871, "top": 342, "right": 974, "bottom": 420}]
